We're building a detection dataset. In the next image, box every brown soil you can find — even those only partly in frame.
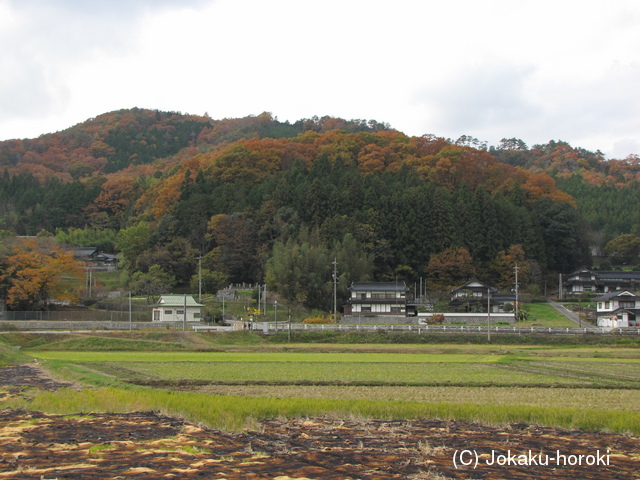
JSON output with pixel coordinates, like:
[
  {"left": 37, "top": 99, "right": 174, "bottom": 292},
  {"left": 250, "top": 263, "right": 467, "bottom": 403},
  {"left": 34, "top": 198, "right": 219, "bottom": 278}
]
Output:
[{"left": 0, "top": 365, "right": 638, "bottom": 479}]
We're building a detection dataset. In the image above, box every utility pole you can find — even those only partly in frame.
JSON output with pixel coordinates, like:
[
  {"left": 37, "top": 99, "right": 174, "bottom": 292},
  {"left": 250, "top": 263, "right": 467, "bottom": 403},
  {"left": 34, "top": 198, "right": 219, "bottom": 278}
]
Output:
[
  {"left": 264, "top": 284, "right": 267, "bottom": 315},
  {"left": 183, "top": 293, "right": 187, "bottom": 331},
  {"left": 487, "top": 287, "right": 491, "bottom": 343},
  {"left": 559, "top": 273, "right": 563, "bottom": 300},
  {"left": 332, "top": 258, "right": 338, "bottom": 320},
  {"left": 197, "top": 256, "right": 202, "bottom": 302},
  {"left": 514, "top": 263, "right": 519, "bottom": 323}
]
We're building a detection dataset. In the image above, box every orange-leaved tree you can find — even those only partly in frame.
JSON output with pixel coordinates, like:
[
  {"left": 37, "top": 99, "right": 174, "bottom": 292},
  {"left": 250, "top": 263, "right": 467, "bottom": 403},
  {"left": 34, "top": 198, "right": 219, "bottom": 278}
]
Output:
[
  {"left": 491, "top": 244, "right": 531, "bottom": 290},
  {"left": 2, "top": 239, "right": 83, "bottom": 310},
  {"left": 426, "top": 247, "right": 476, "bottom": 291}
]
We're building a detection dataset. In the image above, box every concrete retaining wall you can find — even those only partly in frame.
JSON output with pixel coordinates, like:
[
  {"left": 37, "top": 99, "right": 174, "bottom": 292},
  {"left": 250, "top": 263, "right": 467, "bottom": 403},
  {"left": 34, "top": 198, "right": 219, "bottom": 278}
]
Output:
[
  {"left": 340, "top": 313, "right": 515, "bottom": 325},
  {"left": 0, "top": 321, "right": 195, "bottom": 330},
  {"left": 340, "top": 315, "right": 418, "bottom": 325},
  {"left": 420, "top": 313, "right": 515, "bottom": 325}
]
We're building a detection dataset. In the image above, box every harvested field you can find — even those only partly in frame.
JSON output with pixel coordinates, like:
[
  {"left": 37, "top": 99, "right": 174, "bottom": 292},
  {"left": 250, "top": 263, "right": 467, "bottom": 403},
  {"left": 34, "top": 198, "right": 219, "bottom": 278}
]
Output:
[
  {"left": 0, "top": 410, "right": 639, "bottom": 479},
  {"left": 0, "top": 364, "right": 639, "bottom": 479},
  {"left": 0, "top": 363, "right": 74, "bottom": 396}
]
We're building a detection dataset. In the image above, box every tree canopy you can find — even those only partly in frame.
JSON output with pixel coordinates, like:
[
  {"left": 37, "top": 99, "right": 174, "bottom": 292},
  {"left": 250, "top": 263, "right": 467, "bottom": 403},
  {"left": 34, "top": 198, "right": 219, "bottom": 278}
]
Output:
[{"left": 1, "top": 108, "right": 624, "bottom": 311}]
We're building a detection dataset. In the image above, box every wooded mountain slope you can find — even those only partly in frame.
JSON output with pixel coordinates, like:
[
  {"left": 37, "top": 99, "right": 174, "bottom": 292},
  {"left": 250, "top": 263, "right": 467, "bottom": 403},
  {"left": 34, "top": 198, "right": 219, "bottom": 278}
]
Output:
[{"left": 0, "top": 108, "right": 636, "bottom": 309}]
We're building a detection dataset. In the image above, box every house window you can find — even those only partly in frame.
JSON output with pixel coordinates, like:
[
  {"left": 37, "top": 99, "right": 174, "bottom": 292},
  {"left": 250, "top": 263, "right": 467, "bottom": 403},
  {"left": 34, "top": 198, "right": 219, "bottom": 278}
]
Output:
[
  {"left": 164, "top": 310, "right": 173, "bottom": 314},
  {"left": 193, "top": 313, "right": 201, "bottom": 319},
  {"left": 361, "top": 306, "right": 372, "bottom": 312},
  {"left": 177, "top": 310, "right": 184, "bottom": 315}
]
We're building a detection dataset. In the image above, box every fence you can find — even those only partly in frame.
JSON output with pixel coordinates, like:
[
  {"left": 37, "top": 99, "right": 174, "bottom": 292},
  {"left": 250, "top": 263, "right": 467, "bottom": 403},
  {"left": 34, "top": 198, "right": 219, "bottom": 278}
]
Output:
[
  {"left": 0, "top": 310, "right": 148, "bottom": 322},
  {"left": 1, "top": 318, "right": 639, "bottom": 336},
  {"left": 259, "top": 323, "right": 640, "bottom": 336},
  {"left": 0, "top": 320, "right": 190, "bottom": 331}
]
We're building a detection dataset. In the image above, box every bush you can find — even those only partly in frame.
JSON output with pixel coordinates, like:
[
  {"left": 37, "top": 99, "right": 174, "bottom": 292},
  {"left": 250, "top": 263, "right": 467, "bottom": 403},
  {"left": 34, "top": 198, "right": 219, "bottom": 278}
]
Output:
[
  {"left": 303, "top": 315, "right": 336, "bottom": 324},
  {"left": 425, "top": 314, "right": 445, "bottom": 325}
]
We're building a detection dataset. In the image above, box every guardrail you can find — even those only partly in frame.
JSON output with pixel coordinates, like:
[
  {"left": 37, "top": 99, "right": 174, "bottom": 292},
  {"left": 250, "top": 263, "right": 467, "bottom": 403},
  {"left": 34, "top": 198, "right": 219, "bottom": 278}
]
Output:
[
  {"left": 258, "top": 323, "right": 640, "bottom": 335},
  {"left": 2, "top": 320, "right": 638, "bottom": 335},
  {"left": 192, "top": 325, "right": 244, "bottom": 332}
]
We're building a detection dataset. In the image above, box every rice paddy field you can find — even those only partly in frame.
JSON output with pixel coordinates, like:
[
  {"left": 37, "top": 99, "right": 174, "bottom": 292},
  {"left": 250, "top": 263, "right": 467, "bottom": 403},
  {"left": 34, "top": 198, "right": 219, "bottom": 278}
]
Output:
[
  {"left": 11, "top": 333, "right": 638, "bottom": 435},
  {"left": 2, "top": 332, "right": 640, "bottom": 478},
  {"left": 0, "top": 331, "right": 639, "bottom": 430},
  {"left": 28, "top": 350, "right": 640, "bottom": 389}
]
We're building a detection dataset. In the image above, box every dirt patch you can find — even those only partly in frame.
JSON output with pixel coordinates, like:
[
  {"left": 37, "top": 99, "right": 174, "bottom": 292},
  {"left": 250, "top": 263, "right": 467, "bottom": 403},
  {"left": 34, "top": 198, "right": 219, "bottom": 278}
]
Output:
[
  {"left": 0, "top": 363, "right": 75, "bottom": 393},
  {"left": 0, "top": 364, "right": 638, "bottom": 479}
]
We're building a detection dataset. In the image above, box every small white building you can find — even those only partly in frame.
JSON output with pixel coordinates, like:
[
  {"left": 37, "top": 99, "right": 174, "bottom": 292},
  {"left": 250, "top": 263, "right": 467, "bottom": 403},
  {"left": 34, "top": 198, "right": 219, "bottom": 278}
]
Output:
[
  {"left": 595, "top": 290, "right": 640, "bottom": 329},
  {"left": 150, "top": 295, "right": 204, "bottom": 322}
]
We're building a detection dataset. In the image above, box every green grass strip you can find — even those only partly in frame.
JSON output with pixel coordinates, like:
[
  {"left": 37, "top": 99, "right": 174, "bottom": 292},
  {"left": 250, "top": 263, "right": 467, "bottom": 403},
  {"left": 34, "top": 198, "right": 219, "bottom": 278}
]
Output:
[
  {"left": 8, "top": 387, "right": 640, "bottom": 435},
  {"left": 28, "top": 351, "right": 505, "bottom": 363},
  {"left": 522, "top": 356, "right": 640, "bottom": 363}
]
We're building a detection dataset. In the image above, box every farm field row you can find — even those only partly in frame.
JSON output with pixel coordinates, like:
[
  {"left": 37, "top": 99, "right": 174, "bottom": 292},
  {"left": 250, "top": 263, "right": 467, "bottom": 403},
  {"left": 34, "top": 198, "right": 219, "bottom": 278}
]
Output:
[
  {"left": 6, "top": 338, "right": 640, "bottom": 436},
  {"left": 31, "top": 348, "right": 640, "bottom": 389},
  {"left": 87, "top": 361, "right": 587, "bottom": 386},
  {"left": 29, "top": 351, "right": 504, "bottom": 363},
  {"left": 186, "top": 384, "right": 640, "bottom": 411},
  {"left": 28, "top": 349, "right": 640, "bottom": 363},
  {"left": 9, "top": 385, "right": 640, "bottom": 435}
]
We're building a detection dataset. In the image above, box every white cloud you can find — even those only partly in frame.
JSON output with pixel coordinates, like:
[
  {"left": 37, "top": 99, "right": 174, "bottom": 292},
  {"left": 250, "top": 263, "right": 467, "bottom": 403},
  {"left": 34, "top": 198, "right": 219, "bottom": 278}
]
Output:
[
  {"left": 2, "top": 0, "right": 640, "bottom": 158},
  {"left": 413, "top": 63, "right": 539, "bottom": 139}
]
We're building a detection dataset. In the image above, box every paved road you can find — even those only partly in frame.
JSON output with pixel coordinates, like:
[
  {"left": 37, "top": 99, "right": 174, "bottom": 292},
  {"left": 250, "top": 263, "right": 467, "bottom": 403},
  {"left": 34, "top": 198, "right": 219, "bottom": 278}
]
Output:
[{"left": 547, "top": 300, "right": 598, "bottom": 330}]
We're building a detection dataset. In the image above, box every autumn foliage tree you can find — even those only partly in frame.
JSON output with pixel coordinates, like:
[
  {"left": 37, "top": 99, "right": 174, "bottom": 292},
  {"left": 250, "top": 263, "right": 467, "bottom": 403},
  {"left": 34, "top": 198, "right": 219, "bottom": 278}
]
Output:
[
  {"left": 490, "top": 244, "right": 531, "bottom": 289},
  {"left": 425, "top": 247, "right": 476, "bottom": 291},
  {"left": 1, "top": 239, "right": 82, "bottom": 310}
]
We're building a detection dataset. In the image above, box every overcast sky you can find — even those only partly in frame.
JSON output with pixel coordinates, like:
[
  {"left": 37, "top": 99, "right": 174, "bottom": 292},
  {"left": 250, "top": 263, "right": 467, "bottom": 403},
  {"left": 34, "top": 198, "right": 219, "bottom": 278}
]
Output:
[{"left": 2, "top": 0, "right": 640, "bottom": 159}]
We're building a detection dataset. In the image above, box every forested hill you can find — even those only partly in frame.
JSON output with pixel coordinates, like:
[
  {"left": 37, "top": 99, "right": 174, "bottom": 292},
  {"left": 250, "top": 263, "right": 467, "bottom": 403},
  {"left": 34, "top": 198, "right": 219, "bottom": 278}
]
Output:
[
  {"left": 0, "top": 108, "right": 390, "bottom": 180},
  {"left": 0, "top": 107, "right": 638, "bottom": 310}
]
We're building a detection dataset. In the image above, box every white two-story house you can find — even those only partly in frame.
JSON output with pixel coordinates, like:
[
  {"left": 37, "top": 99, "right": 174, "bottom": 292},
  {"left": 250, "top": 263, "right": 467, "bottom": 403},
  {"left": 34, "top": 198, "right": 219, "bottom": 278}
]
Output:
[{"left": 595, "top": 290, "right": 640, "bottom": 328}]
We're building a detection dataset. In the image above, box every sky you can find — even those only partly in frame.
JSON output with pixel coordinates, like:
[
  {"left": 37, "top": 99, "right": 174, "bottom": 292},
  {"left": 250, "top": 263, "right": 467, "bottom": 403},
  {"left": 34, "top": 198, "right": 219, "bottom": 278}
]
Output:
[{"left": 2, "top": 0, "right": 640, "bottom": 159}]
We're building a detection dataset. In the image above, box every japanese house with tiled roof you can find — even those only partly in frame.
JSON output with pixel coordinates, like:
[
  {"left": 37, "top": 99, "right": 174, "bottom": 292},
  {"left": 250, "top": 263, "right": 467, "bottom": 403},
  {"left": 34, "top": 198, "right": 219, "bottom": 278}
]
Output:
[
  {"left": 449, "top": 279, "right": 516, "bottom": 313},
  {"left": 564, "top": 269, "right": 640, "bottom": 295},
  {"left": 344, "top": 282, "right": 407, "bottom": 316},
  {"left": 595, "top": 290, "right": 640, "bottom": 328}
]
